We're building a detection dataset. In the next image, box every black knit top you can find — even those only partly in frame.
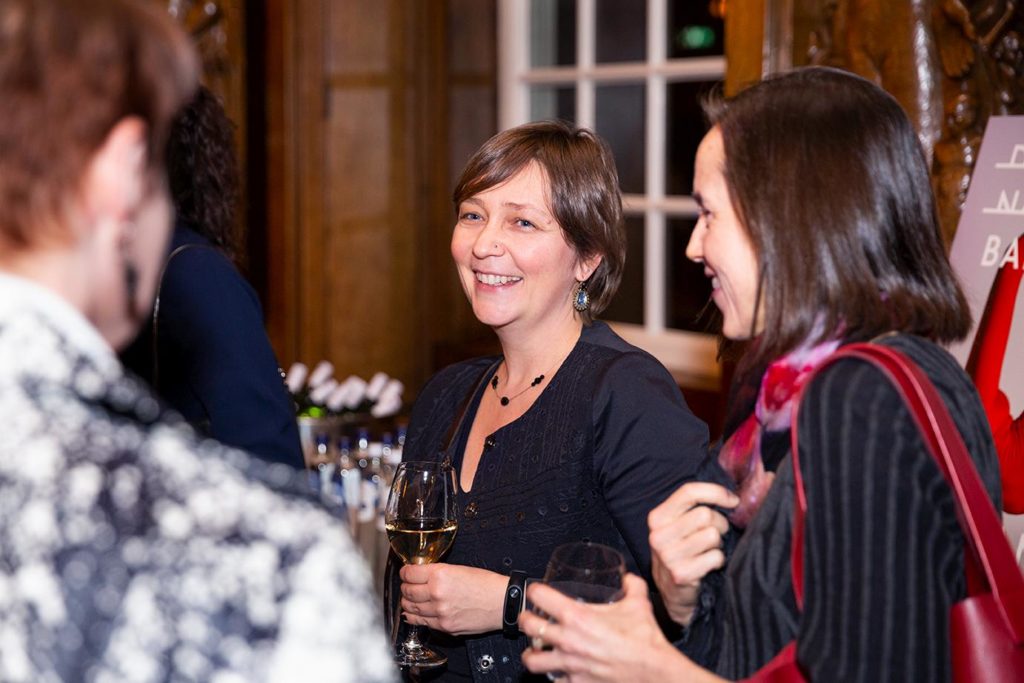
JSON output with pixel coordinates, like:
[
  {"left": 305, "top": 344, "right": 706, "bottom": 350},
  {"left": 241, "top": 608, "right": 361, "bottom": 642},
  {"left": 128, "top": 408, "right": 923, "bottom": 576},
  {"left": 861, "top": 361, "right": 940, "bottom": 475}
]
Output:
[{"left": 398, "top": 321, "right": 724, "bottom": 682}]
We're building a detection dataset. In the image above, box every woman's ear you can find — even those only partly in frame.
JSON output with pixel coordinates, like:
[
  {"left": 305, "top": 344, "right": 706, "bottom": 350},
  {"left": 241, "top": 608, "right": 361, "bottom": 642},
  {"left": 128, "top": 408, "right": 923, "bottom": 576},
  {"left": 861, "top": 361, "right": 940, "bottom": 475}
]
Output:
[
  {"left": 79, "top": 117, "right": 149, "bottom": 228},
  {"left": 575, "top": 253, "right": 603, "bottom": 283}
]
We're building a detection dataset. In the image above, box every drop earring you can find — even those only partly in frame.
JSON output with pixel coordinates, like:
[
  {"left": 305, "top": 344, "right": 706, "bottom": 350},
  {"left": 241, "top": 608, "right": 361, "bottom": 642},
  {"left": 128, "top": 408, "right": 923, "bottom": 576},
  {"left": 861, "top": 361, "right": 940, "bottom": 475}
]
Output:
[
  {"left": 119, "top": 222, "right": 140, "bottom": 316},
  {"left": 124, "top": 260, "right": 139, "bottom": 304},
  {"left": 571, "top": 280, "right": 590, "bottom": 312}
]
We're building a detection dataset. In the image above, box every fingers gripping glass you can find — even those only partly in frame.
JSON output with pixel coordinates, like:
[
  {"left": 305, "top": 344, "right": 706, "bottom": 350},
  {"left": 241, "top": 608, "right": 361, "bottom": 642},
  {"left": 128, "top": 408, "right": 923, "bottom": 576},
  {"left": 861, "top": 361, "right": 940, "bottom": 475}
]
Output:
[
  {"left": 533, "top": 541, "right": 626, "bottom": 678},
  {"left": 384, "top": 461, "right": 458, "bottom": 669}
]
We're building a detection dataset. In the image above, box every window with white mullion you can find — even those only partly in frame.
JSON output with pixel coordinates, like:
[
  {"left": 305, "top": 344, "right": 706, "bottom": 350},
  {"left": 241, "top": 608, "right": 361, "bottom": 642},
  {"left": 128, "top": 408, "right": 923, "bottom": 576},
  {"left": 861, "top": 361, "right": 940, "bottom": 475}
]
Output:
[
  {"left": 497, "top": 0, "right": 528, "bottom": 130},
  {"left": 576, "top": 0, "right": 595, "bottom": 129},
  {"left": 643, "top": 0, "right": 667, "bottom": 333},
  {"left": 498, "top": 0, "right": 725, "bottom": 386},
  {"left": 521, "top": 59, "right": 725, "bottom": 84}
]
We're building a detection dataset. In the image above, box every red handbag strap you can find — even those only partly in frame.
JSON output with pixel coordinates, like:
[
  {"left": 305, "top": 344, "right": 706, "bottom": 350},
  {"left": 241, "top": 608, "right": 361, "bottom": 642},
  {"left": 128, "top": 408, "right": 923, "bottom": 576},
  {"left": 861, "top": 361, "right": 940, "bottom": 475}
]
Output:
[{"left": 788, "top": 343, "right": 1024, "bottom": 641}]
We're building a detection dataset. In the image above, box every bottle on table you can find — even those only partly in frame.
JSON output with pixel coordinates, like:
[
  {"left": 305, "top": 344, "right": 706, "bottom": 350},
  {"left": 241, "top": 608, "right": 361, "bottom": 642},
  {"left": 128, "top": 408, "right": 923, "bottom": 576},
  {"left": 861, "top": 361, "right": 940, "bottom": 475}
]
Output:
[
  {"left": 308, "top": 432, "right": 335, "bottom": 495},
  {"left": 354, "top": 430, "right": 382, "bottom": 569},
  {"left": 332, "top": 435, "right": 360, "bottom": 531}
]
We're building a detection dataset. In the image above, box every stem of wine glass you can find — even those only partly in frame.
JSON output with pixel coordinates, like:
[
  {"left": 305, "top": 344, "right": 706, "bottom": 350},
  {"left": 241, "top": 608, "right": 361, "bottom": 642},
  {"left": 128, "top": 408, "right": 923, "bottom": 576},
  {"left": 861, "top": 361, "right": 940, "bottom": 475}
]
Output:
[{"left": 401, "top": 619, "right": 425, "bottom": 654}]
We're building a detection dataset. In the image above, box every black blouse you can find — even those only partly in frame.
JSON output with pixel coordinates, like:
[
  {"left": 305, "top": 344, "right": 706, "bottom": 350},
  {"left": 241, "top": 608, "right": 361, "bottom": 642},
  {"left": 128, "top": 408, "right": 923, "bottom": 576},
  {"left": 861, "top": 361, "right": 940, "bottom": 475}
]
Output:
[{"left": 398, "top": 322, "right": 724, "bottom": 682}]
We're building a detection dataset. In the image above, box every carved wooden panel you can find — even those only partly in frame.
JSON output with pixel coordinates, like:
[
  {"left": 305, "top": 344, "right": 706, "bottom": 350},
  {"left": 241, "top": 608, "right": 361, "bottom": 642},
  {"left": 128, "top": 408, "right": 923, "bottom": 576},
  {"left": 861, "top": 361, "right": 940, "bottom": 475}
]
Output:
[
  {"left": 166, "top": 1, "right": 246, "bottom": 124},
  {"left": 726, "top": 0, "right": 1024, "bottom": 245},
  {"left": 930, "top": 1, "right": 1024, "bottom": 244},
  {"left": 164, "top": 0, "right": 249, "bottom": 247}
]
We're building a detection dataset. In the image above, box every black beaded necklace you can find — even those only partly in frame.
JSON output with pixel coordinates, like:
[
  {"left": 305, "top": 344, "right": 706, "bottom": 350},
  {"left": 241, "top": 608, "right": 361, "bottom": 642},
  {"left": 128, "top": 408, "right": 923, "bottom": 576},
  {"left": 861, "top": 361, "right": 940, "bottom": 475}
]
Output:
[{"left": 490, "top": 368, "right": 545, "bottom": 407}]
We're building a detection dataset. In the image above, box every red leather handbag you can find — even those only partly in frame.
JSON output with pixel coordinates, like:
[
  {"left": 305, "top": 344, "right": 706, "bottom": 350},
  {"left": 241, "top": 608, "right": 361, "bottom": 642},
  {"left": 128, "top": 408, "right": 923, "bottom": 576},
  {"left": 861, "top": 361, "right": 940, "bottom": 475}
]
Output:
[{"left": 744, "top": 343, "right": 1024, "bottom": 682}]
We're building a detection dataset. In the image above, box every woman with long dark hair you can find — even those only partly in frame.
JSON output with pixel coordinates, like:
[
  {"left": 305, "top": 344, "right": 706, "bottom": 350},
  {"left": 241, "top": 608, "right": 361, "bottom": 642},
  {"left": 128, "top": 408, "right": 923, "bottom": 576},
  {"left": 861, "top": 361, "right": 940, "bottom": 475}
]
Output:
[{"left": 519, "top": 67, "right": 1002, "bottom": 682}]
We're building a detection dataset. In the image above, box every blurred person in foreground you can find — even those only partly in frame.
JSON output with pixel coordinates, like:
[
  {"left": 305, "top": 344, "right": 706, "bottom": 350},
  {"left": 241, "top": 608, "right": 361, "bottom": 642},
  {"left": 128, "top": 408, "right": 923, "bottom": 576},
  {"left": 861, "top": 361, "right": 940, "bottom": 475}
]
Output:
[
  {"left": 391, "top": 120, "right": 726, "bottom": 680},
  {"left": 0, "top": 1, "right": 394, "bottom": 680},
  {"left": 121, "top": 85, "right": 302, "bottom": 467},
  {"left": 519, "top": 67, "right": 1002, "bottom": 682}
]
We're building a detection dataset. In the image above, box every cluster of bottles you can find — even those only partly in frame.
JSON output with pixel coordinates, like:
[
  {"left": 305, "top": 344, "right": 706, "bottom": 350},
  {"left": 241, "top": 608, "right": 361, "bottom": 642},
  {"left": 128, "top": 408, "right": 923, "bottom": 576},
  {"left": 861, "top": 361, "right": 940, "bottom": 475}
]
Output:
[
  {"left": 308, "top": 425, "right": 405, "bottom": 579},
  {"left": 285, "top": 360, "right": 404, "bottom": 419}
]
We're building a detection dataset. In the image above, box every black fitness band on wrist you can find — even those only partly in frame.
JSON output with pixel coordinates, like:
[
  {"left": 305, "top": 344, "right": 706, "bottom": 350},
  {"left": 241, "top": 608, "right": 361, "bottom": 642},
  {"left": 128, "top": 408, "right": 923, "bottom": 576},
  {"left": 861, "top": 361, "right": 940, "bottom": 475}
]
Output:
[{"left": 502, "top": 570, "right": 529, "bottom": 639}]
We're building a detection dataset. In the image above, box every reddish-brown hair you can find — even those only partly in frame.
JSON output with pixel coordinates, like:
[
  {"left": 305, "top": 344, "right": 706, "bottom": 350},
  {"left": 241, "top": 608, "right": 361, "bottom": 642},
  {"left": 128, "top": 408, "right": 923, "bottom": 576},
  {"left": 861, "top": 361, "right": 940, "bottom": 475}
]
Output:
[{"left": 0, "top": 0, "right": 197, "bottom": 247}]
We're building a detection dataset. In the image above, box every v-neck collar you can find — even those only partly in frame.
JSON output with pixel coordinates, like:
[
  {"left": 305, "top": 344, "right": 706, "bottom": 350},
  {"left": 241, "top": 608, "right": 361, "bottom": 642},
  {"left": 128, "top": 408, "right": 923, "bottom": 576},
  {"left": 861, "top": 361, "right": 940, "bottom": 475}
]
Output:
[{"left": 447, "top": 334, "right": 585, "bottom": 495}]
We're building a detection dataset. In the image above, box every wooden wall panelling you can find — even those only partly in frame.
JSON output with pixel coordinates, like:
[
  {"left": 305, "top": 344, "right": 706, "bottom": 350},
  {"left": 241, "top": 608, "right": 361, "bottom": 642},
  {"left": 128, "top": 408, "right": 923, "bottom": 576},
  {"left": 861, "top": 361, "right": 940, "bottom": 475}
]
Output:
[
  {"left": 319, "top": 0, "right": 417, "bottom": 386},
  {"left": 295, "top": 0, "right": 329, "bottom": 368},
  {"left": 271, "top": 0, "right": 433, "bottom": 389},
  {"left": 263, "top": 0, "right": 499, "bottom": 395},
  {"left": 432, "top": 0, "right": 500, "bottom": 367},
  {"left": 263, "top": 0, "right": 294, "bottom": 365},
  {"left": 417, "top": 2, "right": 460, "bottom": 386},
  {"left": 263, "top": 0, "right": 324, "bottom": 368},
  {"left": 725, "top": 0, "right": 767, "bottom": 97}
]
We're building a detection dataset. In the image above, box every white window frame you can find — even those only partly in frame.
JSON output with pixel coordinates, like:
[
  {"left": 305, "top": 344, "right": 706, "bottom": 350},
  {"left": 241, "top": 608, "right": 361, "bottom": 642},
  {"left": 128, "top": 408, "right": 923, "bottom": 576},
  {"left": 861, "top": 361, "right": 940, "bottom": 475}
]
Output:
[{"left": 498, "top": 0, "right": 724, "bottom": 389}]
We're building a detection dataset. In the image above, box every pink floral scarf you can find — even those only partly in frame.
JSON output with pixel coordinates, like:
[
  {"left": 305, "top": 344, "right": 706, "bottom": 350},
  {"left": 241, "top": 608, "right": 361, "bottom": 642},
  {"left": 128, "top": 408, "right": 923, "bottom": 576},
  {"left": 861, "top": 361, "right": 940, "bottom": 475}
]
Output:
[{"left": 719, "top": 337, "right": 841, "bottom": 528}]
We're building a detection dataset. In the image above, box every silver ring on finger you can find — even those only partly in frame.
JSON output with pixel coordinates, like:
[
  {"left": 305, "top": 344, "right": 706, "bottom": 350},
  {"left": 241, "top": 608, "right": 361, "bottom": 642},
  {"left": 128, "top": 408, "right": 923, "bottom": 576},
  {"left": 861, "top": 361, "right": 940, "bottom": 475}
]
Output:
[{"left": 531, "top": 621, "right": 548, "bottom": 650}]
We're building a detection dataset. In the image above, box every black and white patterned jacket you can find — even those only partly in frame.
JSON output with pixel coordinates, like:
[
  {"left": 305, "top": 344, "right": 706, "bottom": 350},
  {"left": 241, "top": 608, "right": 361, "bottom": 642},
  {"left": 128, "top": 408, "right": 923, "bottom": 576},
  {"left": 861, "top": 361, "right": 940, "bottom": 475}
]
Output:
[{"left": 0, "top": 273, "right": 397, "bottom": 683}]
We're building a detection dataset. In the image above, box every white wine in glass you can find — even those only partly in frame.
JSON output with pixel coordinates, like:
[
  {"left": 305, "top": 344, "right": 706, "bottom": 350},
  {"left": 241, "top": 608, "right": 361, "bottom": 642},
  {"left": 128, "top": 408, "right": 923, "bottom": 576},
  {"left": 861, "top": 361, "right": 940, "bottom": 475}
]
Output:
[
  {"left": 386, "top": 517, "right": 458, "bottom": 565},
  {"left": 385, "top": 461, "right": 458, "bottom": 669}
]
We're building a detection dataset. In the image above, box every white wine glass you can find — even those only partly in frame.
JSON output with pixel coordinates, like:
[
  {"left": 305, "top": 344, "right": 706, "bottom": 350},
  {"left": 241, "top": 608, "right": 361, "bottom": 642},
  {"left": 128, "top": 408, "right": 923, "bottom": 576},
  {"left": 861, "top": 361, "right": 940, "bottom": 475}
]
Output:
[{"left": 384, "top": 460, "right": 458, "bottom": 669}]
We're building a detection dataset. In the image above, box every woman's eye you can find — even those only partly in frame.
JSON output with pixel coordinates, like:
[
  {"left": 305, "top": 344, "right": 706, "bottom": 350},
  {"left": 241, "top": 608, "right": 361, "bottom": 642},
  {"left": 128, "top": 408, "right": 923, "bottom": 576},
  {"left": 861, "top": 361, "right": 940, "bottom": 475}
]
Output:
[
  {"left": 460, "top": 211, "right": 482, "bottom": 222},
  {"left": 514, "top": 218, "right": 535, "bottom": 229}
]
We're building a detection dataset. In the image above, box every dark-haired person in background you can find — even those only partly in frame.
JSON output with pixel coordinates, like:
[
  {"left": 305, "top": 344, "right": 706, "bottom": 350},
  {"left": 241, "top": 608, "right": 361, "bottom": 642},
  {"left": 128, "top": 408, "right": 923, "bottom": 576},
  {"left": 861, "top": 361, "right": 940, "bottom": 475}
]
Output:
[
  {"left": 519, "top": 67, "right": 1002, "bottom": 682},
  {"left": 122, "top": 86, "right": 302, "bottom": 467}
]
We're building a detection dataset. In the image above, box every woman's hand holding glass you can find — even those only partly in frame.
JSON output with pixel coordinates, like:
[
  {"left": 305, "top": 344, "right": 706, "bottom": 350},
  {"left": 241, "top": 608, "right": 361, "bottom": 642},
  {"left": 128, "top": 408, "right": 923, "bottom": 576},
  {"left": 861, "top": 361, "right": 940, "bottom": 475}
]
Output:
[
  {"left": 647, "top": 482, "right": 737, "bottom": 626},
  {"left": 520, "top": 573, "right": 696, "bottom": 683},
  {"left": 385, "top": 461, "right": 458, "bottom": 669},
  {"left": 399, "top": 563, "right": 509, "bottom": 636},
  {"left": 525, "top": 542, "right": 626, "bottom": 680},
  {"left": 539, "top": 541, "right": 626, "bottom": 605}
]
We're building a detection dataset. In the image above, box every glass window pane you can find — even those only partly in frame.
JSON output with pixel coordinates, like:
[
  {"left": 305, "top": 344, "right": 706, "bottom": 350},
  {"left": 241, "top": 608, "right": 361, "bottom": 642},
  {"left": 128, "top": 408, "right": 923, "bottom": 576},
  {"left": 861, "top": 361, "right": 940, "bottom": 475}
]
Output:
[
  {"left": 667, "top": 0, "right": 725, "bottom": 58},
  {"left": 530, "top": 85, "right": 576, "bottom": 122},
  {"left": 531, "top": 0, "right": 577, "bottom": 67},
  {"left": 595, "top": 0, "right": 646, "bottom": 63},
  {"left": 665, "top": 80, "right": 718, "bottom": 197},
  {"left": 595, "top": 84, "right": 645, "bottom": 194},
  {"left": 666, "top": 218, "right": 714, "bottom": 332},
  {"left": 602, "top": 216, "right": 644, "bottom": 325}
]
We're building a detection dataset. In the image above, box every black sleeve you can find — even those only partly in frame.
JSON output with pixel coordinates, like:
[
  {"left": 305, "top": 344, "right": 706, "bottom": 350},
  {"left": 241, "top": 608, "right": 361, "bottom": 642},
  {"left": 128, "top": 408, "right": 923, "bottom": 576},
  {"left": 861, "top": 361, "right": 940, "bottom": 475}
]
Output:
[
  {"left": 671, "top": 440, "right": 737, "bottom": 669},
  {"left": 794, "top": 359, "right": 967, "bottom": 682},
  {"left": 158, "top": 247, "right": 302, "bottom": 467},
  {"left": 591, "top": 352, "right": 720, "bottom": 579}
]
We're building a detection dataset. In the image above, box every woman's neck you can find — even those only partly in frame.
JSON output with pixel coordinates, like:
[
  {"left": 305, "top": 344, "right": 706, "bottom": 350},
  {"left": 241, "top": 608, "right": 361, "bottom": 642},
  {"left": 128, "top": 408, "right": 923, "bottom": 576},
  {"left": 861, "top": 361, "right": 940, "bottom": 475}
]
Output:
[
  {"left": 0, "top": 246, "right": 91, "bottom": 317},
  {"left": 495, "top": 315, "right": 584, "bottom": 388}
]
